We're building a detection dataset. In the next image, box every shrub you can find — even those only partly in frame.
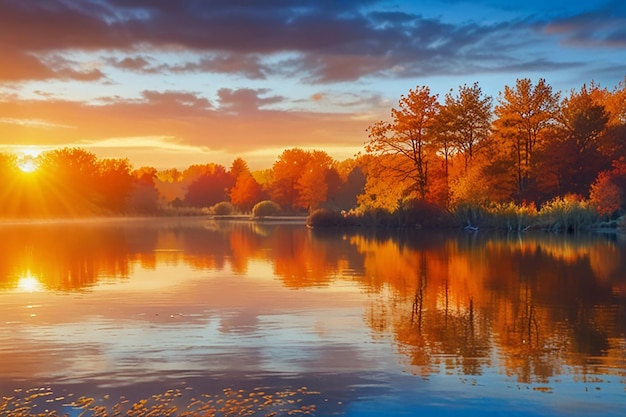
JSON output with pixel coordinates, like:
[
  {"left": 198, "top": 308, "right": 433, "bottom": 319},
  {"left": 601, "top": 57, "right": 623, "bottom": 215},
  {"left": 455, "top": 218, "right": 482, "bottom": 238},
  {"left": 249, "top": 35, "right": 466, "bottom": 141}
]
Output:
[
  {"left": 211, "top": 201, "right": 235, "bottom": 215},
  {"left": 252, "top": 200, "right": 281, "bottom": 218},
  {"left": 306, "top": 208, "right": 349, "bottom": 227},
  {"left": 589, "top": 171, "right": 623, "bottom": 217}
]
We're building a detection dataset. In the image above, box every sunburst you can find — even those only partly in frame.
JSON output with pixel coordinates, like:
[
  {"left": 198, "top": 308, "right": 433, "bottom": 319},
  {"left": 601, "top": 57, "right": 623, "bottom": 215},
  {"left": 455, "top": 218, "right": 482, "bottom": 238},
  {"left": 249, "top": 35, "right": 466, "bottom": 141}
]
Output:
[{"left": 16, "top": 148, "right": 43, "bottom": 173}]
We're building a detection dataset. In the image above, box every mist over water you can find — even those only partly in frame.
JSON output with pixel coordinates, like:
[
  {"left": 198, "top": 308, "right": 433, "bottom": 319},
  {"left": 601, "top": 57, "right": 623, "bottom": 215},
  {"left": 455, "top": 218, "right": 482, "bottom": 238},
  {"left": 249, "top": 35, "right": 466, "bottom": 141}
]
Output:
[{"left": 0, "top": 219, "right": 625, "bottom": 416}]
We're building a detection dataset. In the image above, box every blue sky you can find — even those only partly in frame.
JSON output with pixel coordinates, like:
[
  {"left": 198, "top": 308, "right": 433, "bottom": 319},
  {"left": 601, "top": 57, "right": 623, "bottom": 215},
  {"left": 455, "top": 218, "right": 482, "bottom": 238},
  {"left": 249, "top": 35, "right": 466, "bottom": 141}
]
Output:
[{"left": 0, "top": 0, "right": 624, "bottom": 169}]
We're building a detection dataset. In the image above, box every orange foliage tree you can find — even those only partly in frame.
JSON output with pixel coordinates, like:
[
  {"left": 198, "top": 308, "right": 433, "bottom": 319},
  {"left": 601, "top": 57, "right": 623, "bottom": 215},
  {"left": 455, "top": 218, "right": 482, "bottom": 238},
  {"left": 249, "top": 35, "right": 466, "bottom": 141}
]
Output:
[
  {"left": 365, "top": 85, "right": 440, "bottom": 202},
  {"left": 97, "top": 158, "right": 135, "bottom": 213},
  {"left": 551, "top": 84, "right": 611, "bottom": 195},
  {"left": 37, "top": 147, "right": 101, "bottom": 216},
  {"left": 589, "top": 171, "right": 622, "bottom": 217},
  {"left": 295, "top": 150, "right": 334, "bottom": 211},
  {"left": 268, "top": 148, "right": 336, "bottom": 211},
  {"left": 230, "top": 171, "right": 264, "bottom": 212},
  {"left": 184, "top": 164, "right": 235, "bottom": 208},
  {"left": 493, "top": 78, "right": 560, "bottom": 200},
  {"left": 439, "top": 82, "right": 493, "bottom": 172}
]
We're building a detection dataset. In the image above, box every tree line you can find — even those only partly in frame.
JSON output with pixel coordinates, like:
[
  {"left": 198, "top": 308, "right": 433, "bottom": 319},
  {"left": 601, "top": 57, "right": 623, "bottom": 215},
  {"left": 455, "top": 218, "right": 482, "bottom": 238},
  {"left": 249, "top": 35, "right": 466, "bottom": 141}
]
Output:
[
  {"left": 2, "top": 77, "right": 625, "bottom": 225},
  {"left": 0, "top": 146, "right": 366, "bottom": 218},
  {"left": 363, "top": 79, "right": 626, "bottom": 211}
]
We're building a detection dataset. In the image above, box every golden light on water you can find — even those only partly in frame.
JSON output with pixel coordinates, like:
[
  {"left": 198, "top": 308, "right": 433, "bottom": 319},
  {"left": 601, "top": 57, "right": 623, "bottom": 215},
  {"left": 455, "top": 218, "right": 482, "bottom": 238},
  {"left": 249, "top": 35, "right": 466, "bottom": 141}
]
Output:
[{"left": 17, "top": 273, "right": 43, "bottom": 292}]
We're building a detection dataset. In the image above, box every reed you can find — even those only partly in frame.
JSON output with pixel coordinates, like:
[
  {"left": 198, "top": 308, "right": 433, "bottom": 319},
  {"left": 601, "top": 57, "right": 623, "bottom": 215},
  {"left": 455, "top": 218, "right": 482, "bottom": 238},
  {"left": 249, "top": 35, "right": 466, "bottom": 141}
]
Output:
[{"left": 537, "top": 195, "right": 599, "bottom": 232}]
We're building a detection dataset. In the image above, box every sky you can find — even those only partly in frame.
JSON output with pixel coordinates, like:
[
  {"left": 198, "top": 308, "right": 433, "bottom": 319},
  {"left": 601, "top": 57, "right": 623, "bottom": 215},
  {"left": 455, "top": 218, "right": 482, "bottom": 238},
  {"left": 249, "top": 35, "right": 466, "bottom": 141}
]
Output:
[{"left": 1, "top": 0, "right": 625, "bottom": 170}]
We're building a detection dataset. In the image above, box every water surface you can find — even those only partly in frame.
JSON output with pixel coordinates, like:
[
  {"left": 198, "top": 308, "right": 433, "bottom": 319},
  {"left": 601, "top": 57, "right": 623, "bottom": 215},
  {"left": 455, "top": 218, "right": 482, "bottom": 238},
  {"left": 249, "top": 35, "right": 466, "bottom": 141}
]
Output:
[{"left": 0, "top": 219, "right": 625, "bottom": 416}]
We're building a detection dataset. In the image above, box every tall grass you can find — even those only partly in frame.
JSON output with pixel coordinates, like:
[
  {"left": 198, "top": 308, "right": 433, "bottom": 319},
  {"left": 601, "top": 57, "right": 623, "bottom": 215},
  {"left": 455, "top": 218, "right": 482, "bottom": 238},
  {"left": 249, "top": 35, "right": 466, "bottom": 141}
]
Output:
[
  {"left": 537, "top": 195, "right": 598, "bottom": 232},
  {"left": 309, "top": 195, "right": 606, "bottom": 232},
  {"left": 451, "top": 196, "right": 600, "bottom": 232}
]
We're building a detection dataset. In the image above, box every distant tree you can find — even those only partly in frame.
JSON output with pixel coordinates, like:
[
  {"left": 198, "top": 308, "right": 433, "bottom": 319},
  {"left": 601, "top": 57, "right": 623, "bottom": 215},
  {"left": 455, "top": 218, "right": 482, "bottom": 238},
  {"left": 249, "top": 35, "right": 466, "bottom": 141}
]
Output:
[
  {"left": 295, "top": 150, "right": 334, "bottom": 211},
  {"left": 268, "top": 148, "right": 311, "bottom": 210},
  {"left": 155, "top": 168, "right": 185, "bottom": 203},
  {"left": 365, "top": 85, "right": 440, "bottom": 201},
  {"left": 98, "top": 158, "right": 134, "bottom": 213},
  {"left": 127, "top": 167, "right": 159, "bottom": 213},
  {"left": 229, "top": 157, "right": 250, "bottom": 179},
  {"left": 185, "top": 164, "right": 235, "bottom": 207},
  {"left": 0, "top": 153, "right": 21, "bottom": 216},
  {"left": 38, "top": 147, "right": 100, "bottom": 215},
  {"left": 230, "top": 171, "right": 264, "bottom": 212},
  {"left": 337, "top": 165, "right": 366, "bottom": 210}
]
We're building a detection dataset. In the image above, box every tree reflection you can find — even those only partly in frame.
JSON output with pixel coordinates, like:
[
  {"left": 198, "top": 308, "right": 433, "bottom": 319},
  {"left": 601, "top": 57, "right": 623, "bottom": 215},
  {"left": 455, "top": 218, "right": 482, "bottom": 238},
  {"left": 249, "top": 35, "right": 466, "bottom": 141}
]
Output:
[
  {"left": 353, "top": 231, "right": 626, "bottom": 383},
  {"left": 0, "top": 221, "right": 624, "bottom": 385}
]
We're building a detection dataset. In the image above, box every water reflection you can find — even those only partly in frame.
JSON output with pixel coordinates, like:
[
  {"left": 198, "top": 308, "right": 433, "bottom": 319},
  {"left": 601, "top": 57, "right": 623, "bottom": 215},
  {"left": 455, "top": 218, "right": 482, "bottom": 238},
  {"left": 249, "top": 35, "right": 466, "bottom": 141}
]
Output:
[
  {"left": 353, "top": 231, "right": 626, "bottom": 384},
  {"left": 0, "top": 219, "right": 625, "bottom": 415}
]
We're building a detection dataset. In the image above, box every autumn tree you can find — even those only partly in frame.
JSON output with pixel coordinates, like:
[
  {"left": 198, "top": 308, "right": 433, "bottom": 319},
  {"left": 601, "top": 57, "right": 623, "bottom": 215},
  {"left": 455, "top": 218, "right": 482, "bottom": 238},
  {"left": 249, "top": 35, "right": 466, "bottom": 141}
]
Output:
[
  {"left": 38, "top": 147, "right": 100, "bottom": 215},
  {"left": 97, "top": 158, "right": 134, "bottom": 213},
  {"left": 155, "top": 168, "right": 184, "bottom": 203},
  {"left": 230, "top": 171, "right": 264, "bottom": 212},
  {"left": 552, "top": 84, "right": 611, "bottom": 195},
  {"left": 184, "top": 164, "right": 235, "bottom": 208},
  {"left": 295, "top": 150, "right": 334, "bottom": 211},
  {"left": 593, "top": 79, "right": 626, "bottom": 160},
  {"left": 365, "top": 85, "right": 440, "bottom": 201},
  {"left": 269, "top": 148, "right": 311, "bottom": 210},
  {"left": 589, "top": 171, "right": 622, "bottom": 217},
  {"left": 127, "top": 166, "right": 159, "bottom": 213},
  {"left": 439, "top": 82, "right": 493, "bottom": 172},
  {"left": 358, "top": 153, "right": 413, "bottom": 210},
  {"left": 229, "top": 157, "right": 250, "bottom": 179},
  {"left": 324, "top": 158, "right": 366, "bottom": 210},
  {"left": 493, "top": 78, "right": 560, "bottom": 200},
  {"left": 0, "top": 153, "right": 23, "bottom": 216}
]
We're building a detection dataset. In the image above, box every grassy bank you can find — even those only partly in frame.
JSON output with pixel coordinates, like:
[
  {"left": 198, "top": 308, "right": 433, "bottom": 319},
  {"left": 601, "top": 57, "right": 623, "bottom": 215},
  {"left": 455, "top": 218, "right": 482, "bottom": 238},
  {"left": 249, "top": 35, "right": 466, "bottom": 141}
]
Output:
[{"left": 306, "top": 199, "right": 625, "bottom": 233}]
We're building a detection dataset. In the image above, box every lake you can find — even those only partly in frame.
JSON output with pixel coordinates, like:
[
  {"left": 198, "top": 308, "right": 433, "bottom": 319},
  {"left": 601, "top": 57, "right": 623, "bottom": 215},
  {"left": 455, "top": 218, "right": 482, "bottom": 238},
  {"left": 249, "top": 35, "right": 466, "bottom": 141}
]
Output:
[{"left": 0, "top": 218, "right": 625, "bottom": 416}]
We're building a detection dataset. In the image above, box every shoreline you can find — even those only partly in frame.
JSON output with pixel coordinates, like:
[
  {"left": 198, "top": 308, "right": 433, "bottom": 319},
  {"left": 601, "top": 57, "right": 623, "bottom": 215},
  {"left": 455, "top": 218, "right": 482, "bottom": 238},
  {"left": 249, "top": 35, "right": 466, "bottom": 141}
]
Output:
[{"left": 0, "top": 214, "right": 309, "bottom": 226}]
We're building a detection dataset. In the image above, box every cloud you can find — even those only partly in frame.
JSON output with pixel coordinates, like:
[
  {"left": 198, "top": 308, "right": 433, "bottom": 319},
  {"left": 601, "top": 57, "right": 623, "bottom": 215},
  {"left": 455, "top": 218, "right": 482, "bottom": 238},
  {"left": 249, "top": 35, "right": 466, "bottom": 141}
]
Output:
[
  {"left": 0, "top": 89, "right": 373, "bottom": 168},
  {"left": 1, "top": 0, "right": 623, "bottom": 169},
  {"left": 110, "top": 55, "right": 154, "bottom": 72},
  {"left": 0, "top": 0, "right": 598, "bottom": 84},
  {"left": 541, "top": 0, "right": 626, "bottom": 47},
  {"left": 170, "top": 55, "right": 269, "bottom": 79},
  {"left": 217, "top": 88, "right": 283, "bottom": 114}
]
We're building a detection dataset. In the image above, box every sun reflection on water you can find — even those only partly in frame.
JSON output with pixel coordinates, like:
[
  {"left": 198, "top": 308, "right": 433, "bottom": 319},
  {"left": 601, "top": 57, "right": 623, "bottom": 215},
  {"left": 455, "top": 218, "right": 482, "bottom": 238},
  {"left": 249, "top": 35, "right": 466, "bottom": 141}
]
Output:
[{"left": 16, "top": 273, "right": 43, "bottom": 293}]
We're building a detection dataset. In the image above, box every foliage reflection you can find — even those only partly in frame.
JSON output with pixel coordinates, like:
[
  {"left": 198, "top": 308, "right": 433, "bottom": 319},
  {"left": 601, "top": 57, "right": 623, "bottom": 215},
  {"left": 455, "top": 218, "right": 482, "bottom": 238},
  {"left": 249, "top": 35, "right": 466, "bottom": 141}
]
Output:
[{"left": 0, "top": 220, "right": 624, "bottom": 384}]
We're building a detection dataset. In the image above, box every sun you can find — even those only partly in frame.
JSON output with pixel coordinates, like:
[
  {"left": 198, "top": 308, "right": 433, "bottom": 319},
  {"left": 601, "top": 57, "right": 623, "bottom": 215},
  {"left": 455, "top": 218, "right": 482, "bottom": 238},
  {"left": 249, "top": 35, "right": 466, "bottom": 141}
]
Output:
[
  {"left": 18, "top": 157, "right": 38, "bottom": 172},
  {"left": 16, "top": 148, "right": 42, "bottom": 173}
]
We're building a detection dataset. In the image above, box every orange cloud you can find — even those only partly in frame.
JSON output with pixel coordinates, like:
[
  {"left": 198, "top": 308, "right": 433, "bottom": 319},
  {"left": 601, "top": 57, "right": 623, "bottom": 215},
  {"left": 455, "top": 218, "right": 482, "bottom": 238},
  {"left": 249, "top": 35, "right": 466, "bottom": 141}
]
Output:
[{"left": 0, "top": 90, "right": 376, "bottom": 169}]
